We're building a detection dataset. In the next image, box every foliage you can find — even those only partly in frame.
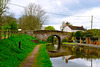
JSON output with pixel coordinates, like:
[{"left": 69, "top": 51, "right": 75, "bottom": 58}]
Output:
[
  {"left": 71, "top": 32, "right": 76, "bottom": 37},
  {"left": 67, "top": 22, "right": 72, "bottom": 26},
  {"left": 2, "top": 20, "right": 18, "bottom": 30},
  {"left": 2, "top": 23, "right": 11, "bottom": 30},
  {"left": 84, "top": 30, "right": 93, "bottom": 37},
  {"left": 9, "top": 21, "right": 18, "bottom": 30},
  {"left": 47, "top": 35, "right": 54, "bottom": 43},
  {"left": 73, "top": 29, "right": 100, "bottom": 38},
  {"left": 34, "top": 44, "right": 52, "bottom": 67},
  {"left": 2, "top": 14, "right": 16, "bottom": 25},
  {"left": 75, "top": 31, "right": 83, "bottom": 37},
  {"left": 18, "top": 3, "right": 47, "bottom": 30},
  {"left": 62, "top": 38, "right": 69, "bottom": 43},
  {"left": 44, "top": 26, "right": 55, "bottom": 30},
  {"left": 0, "top": 34, "right": 46, "bottom": 67},
  {"left": 86, "top": 29, "right": 100, "bottom": 37},
  {"left": 1, "top": 13, "right": 17, "bottom": 30}
]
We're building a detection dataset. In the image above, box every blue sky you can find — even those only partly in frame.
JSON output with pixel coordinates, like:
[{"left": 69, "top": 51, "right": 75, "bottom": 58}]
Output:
[{"left": 8, "top": 0, "right": 100, "bottom": 30}]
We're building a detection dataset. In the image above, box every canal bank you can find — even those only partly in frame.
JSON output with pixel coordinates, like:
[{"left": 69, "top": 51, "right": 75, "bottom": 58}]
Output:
[
  {"left": 47, "top": 43, "right": 100, "bottom": 67},
  {"left": 62, "top": 43, "right": 100, "bottom": 49}
]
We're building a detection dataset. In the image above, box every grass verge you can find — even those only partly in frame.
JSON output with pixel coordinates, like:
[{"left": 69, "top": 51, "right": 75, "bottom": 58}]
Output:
[
  {"left": 62, "top": 42, "right": 76, "bottom": 45},
  {"left": 0, "top": 34, "right": 45, "bottom": 67},
  {"left": 34, "top": 44, "right": 52, "bottom": 67}
]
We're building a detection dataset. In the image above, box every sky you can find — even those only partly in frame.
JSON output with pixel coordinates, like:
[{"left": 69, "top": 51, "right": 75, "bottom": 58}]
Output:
[{"left": 8, "top": 0, "right": 100, "bottom": 30}]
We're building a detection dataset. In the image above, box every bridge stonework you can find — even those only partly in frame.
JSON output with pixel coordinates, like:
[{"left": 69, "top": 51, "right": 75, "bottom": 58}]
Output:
[{"left": 23, "top": 30, "right": 70, "bottom": 42}]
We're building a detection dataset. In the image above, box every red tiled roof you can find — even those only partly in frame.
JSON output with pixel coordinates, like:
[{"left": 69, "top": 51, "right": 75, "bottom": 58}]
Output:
[{"left": 68, "top": 25, "right": 86, "bottom": 30}]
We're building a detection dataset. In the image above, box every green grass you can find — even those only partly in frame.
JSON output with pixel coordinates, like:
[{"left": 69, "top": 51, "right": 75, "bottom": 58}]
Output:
[
  {"left": 0, "top": 34, "right": 46, "bottom": 67},
  {"left": 34, "top": 44, "right": 52, "bottom": 67},
  {"left": 62, "top": 42, "right": 76, "bottom": 45}
]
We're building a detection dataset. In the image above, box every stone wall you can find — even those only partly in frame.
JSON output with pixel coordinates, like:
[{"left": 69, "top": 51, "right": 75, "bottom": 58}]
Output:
[{"left": 22, "top": 30, "right": 71, "bottom": 41}]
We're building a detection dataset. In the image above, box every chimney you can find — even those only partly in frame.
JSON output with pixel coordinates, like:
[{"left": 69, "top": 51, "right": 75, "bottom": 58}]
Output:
[
  {"left": 66, "top": 22, "right": 69, "bottom": 26},
  {"left": 81, "top": 26, "right": 83, "bottom": 28}
]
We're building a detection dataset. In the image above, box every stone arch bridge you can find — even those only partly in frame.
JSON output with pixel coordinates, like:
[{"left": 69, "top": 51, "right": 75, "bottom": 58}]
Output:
[{"left": 23, "top": 30, "right": 70, "bottom": 42}]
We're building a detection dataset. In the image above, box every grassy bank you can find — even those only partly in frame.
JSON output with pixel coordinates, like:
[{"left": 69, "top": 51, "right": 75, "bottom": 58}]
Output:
[
  {"left": 62, "top": 42, "right": 76, "bottom": 45},
  {"left": 0, "top": 34, "right": 45, "bottom": 67},
  {"left": 34, "top": 44, "right": 52, "bottom": 67}
]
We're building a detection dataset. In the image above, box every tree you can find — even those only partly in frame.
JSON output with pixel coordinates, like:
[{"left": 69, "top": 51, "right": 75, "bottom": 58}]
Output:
[
  {"left": 75, "top": 31, "right": 83, "bottom": 37},
  {"left": 44, "top": 26, "right": 55, "bottom": 30},
  {"left": 67, "top": 22, "right": 72, "bottom": 25},
  {"left": 2, "top": 20, "right": 17, "bottom": 30},
  {"left": 9, "top": 21, "right": 18, "bottom": 30},
  {"left": 2, "top": 13, "right": 16, "bottom": 25},
  {"left": 18, "top": 3, "right": 47, "bottom": 30},
  {"left": 1, "top": 13, "right": 17, "bottom": 30},
  {"left": 60, "top": 21, "right": 66, "bottom": 31},
  {"left": 85, "top": 30, "right": 93, "bottom": 37},
  {"left": 0, "top": 0, "right": 9, "bottom": 29},
  {"left": 60, "top": 21, "right": 72, "bottom": 31},
  {"left": 2, "top": 23, "right": 11, "bottom": 30}
]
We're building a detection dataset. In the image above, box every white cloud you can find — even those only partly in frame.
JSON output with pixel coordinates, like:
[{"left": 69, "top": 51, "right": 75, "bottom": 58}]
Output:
[
  {"left": 8, "top": 0, "right": 37, "bottom": 18},
  {"left": 48, "top": 7, "right": 100, "bottom": 30},
  {"left": 8, "top": 0, "right": 100, "bottom": 30}
]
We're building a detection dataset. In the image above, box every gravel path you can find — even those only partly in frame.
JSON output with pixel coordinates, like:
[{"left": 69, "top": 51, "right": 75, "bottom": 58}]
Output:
[{"left": 20, "top": 45, "right": 40, "bottom": 67}]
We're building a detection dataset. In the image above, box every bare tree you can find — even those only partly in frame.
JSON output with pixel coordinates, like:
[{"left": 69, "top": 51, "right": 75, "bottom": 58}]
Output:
[
  {"left": 60, "top": 21, "right": 66, "bottom": 31},
  {"left": 18, "top": 3, "right": 47, "bottom": 30},
  {"left": 2, "top": 13, "right": 16, "bottom": 25},
  {"left": 0, "top": 0, "right": 9, "bottom": 29}
]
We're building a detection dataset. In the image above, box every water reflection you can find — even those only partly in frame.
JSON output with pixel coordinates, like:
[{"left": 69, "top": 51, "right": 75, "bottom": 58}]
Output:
[
  {"left": 47, "top": 44, "right": 100, "bottom": 67},
  {"left": 62, "top": 55, "right": 77, "bottom": 63}
]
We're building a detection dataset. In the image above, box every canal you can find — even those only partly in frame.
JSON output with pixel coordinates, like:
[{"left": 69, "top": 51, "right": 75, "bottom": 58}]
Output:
[{"left": 46, "top": 44, "right": 100, "bottom": 67}]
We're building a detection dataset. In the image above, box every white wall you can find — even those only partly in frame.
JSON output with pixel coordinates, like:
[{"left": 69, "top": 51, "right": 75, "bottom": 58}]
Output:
[
  {"left": 63, "top": 26, "right": 72, "bottom": 32},
  {"left": 71, "top": 30, "right": 84, "bottom": 32}
]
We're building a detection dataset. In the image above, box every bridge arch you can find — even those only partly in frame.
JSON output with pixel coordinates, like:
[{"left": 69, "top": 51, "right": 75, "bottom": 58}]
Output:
[
  {"left": 47, "top": 34, "right": 61, "bottom": 50},
  {"left": 23, "top": 30, "right": 70, "bottom": 43}
]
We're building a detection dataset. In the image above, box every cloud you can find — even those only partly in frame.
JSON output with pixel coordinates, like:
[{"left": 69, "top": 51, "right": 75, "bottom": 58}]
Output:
[
  {"left": 8, "top": 0, "right": 37, "bottom": 18},
  {"left": 46, "top": 7, "right": 100, "bottom": 30},
  {"left": 8, "top": 0, "right": 100, "bottom": 30}
]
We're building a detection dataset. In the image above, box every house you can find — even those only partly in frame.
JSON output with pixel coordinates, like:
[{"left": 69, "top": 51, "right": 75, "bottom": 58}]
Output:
[{"left": 63, "top": 22, "right": 86, "bottom": 32}]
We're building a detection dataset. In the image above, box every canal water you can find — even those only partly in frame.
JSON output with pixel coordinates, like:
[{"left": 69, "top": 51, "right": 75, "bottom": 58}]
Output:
[{"left": 46, "top": 44, "right": 100, "bottom": 67}]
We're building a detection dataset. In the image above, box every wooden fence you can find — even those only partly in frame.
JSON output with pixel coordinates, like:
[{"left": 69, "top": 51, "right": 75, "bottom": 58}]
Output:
[
  {"left": 72, "top": 37, "right": 100, "bottom": 45},
  {"left": 0, "top": 30, "right": 18, "bottom": 40}
]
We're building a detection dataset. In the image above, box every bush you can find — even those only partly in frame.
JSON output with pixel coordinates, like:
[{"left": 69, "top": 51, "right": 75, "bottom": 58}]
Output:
[{"left": 62, "top": 38, "right": 69, "bottom": 43}]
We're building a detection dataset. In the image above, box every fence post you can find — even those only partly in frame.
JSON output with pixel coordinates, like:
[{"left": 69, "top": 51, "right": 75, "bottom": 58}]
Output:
[
  {"left": 14, "top": 30, "right": 15, "bottom": 36},
  {"left": 0, "top": 30, "right": 2, "bottom": 40},
  {"left": 11, "top": 30, "right": 12, "bottom": 36},
  {"left": 19, "top": 41, "right": 21, "bottom": 49},
  {"left": 86, "top": 37, "right": 88, "bottom": 44},
  {"left": 12, "top": 30, "right": 13, "bottom": 36},
  {"left": 4, "top": 30, "right": 6, "bottom": 39},
  {"left": 8, "top": 30, "right": 9, "bottom": 38},
  {"left": 80, "top": 37, "right": 82, "bottom": 43}
]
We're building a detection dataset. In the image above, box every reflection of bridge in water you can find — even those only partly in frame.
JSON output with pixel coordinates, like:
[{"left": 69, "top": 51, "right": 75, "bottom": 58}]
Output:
[{"left": 47, "top": 44, "right": 100, "bottom": 59}]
